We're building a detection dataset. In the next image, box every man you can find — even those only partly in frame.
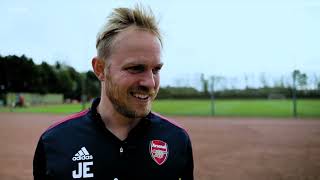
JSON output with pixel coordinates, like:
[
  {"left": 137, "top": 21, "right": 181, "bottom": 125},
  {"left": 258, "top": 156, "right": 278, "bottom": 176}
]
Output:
[{"left": 33, "top": 6, "right": 194, "bottom": 180}]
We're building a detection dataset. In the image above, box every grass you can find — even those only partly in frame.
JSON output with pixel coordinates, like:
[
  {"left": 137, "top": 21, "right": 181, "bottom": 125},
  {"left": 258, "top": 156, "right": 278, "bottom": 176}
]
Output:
[
  {"left": 0, "top": 99, "right": 319, "bottom": 118},
  {"left": 152, "top": 99, "right": 320, "bottom": 118},
  {"left": 0, "top": 103, "right": 90, "bottom": 114},
  {"left": 153, "top": 99, "right": 320, "bottom": 118}
]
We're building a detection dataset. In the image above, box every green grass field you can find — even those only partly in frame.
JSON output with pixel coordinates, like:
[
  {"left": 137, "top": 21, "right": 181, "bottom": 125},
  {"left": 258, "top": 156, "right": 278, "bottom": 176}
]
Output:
[
  {"left": 0, "top": 99, "right": 319, "bottom": 118},
  {"left": 153, "top": 99, "right": 320, "bottom": 118}
]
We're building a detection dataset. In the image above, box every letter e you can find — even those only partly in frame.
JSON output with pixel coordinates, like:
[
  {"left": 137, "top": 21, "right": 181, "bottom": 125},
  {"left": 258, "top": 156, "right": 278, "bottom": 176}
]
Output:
[{"left": 83, "top": 161, "right": 94, "bottom": 178}]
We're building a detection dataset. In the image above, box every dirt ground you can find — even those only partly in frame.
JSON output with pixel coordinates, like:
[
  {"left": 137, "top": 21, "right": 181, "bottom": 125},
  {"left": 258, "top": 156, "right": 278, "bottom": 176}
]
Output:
[{"left": 0, "top": 112, "right": 320, "bottom": 180}]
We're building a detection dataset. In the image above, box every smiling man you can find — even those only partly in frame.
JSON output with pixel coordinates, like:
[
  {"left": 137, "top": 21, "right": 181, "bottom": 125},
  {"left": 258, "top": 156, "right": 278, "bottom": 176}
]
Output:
[{"left": 33, "top": 6, "right": 194, "bottom": 180}]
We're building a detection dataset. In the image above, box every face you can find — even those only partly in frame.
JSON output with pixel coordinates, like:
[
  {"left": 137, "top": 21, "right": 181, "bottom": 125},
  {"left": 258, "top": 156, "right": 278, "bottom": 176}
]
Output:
[{"left": 103, "top": 27, "right": 162, "bottom": 119}]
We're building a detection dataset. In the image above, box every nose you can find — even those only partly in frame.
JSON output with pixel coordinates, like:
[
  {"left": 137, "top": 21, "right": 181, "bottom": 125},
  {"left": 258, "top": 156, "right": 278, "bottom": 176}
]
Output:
[{"left": 139, "top": 71, "right": 156, "bottom": 89}]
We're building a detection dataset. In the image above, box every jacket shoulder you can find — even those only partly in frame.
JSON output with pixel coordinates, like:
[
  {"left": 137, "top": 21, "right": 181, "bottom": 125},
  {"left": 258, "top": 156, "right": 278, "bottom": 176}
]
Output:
[
  {"left": 150, "top": 112, "right": 190, "bottom": 137},
  {"left": 41, "top": 109, "right": 90, "bottom": 139}
]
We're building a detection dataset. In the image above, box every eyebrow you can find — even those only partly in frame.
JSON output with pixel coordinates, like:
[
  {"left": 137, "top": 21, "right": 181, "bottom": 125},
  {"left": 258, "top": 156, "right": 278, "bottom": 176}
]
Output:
[
  {"left": 123, "top": 61, "right": 163, "bottom": 67},
  {"left": 156, "top": 62, "right": 164, "bottom": 67}
]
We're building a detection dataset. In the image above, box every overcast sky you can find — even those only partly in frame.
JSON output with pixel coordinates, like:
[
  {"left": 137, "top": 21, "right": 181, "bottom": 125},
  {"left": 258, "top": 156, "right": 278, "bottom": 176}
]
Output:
[{"left": 1, "top": 0, "right": 319, "bottom": 88}]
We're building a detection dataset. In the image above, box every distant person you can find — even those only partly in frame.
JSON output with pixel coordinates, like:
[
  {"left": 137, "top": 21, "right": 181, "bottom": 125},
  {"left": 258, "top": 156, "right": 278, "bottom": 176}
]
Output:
[
  {"left": 15, "top": 93, "right": 24, "bottom": 107},
  {"left": 33, "top": 5, "right": 194, "bottom": 180}
]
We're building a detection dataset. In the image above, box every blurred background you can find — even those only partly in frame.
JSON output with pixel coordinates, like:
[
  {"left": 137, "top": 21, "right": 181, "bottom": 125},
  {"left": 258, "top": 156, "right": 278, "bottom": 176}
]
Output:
[
  {"left": 1, "top": 1, "right": 320, "bottom": 180},
  {"left": 0, "top": 0, "right": 319, "bottom": 117}
]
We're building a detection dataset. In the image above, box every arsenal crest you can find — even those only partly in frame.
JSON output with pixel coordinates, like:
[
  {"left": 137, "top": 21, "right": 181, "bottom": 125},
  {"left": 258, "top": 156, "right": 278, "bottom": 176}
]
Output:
[{"left": 149, "top": 140, "right": 169, "bottom": 165}]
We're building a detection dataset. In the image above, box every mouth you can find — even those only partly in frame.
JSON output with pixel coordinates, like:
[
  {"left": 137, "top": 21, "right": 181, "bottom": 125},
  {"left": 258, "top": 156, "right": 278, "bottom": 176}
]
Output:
[{"left": 130, "top": 92, "right": 150, "bottom": 101}]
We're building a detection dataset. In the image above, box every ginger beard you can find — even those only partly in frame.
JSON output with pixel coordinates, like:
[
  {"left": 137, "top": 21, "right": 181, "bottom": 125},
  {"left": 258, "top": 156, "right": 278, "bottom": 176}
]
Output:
[{"left": 104, "top": 72, "right": 158, "bottom": 119}]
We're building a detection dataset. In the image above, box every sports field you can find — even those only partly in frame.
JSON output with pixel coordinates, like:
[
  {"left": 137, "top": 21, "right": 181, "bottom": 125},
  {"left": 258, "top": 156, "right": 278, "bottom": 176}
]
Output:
[
  {"left": 153, "top": 99, "right": 320, "bottom": 117},
  {"left": 1, "top": 99, "right": 319, "bottom": 118},
  {"left": 0, "top": 112, "right": 320, "bottom": 180}
]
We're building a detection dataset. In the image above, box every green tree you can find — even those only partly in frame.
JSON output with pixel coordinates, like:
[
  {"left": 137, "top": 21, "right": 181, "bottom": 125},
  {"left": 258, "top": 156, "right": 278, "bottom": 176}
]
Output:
[
  {"left": 85, "top": 71, "right": 100, "bottom": 99},
  {"left": 200, "top": 74, "right": 209, "bottom": 95},
  {"left": 56, "top": 69, "right": 73, "bottom": 98},
  {"left": 293, "top": 70, "right": 308, "bottom": 90}
]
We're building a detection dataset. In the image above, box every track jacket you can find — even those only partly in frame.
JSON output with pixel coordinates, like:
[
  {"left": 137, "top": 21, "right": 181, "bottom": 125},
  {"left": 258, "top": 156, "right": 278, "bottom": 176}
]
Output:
[{"left": 33, "top": 98, "right": 194, "bottom": 180}]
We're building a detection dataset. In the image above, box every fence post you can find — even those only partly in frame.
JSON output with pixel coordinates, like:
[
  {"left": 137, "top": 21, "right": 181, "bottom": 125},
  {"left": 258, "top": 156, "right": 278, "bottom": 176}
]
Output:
[
  {"left": 292, "top": 71, "right": 297, "bottom": 118},
  {"left": 210, "top": 76, "right": 215, "bottom": 116}
]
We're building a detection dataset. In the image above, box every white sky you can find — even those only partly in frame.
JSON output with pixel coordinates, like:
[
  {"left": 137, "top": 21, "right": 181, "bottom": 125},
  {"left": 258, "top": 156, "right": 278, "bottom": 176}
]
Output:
[{"left": 1, "top": 0, "right": 319, "bottom": 88}]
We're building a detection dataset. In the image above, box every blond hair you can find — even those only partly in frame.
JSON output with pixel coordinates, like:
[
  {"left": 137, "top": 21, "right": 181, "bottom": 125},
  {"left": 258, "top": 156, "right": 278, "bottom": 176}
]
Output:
[{"left": 96, "top": 5, "right": 162, "bottom": 61}]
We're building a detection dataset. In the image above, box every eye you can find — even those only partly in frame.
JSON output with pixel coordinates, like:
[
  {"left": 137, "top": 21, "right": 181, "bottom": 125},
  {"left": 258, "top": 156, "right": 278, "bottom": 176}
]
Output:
[
  {"left": 152, "top": 66, "right": 162, "bottom": 75},
  {"left": 125, "top": 65, "right": 145, "bottom": 74}
]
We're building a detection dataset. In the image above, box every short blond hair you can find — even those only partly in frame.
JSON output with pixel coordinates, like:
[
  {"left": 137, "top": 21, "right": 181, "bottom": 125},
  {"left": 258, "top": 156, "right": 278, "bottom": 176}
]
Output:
[{"left": 96, "top": 5, "right": 162, "bottom": 61}]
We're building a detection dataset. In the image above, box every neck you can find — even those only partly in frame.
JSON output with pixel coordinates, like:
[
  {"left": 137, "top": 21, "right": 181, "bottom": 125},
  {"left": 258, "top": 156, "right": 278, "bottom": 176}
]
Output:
[{"left": 97, "top": 97, "right": 140, "bottom": 141}]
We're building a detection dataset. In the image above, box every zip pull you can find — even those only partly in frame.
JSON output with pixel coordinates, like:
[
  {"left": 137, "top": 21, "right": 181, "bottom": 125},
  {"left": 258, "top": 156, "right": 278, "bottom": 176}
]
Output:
[{"left": 120, "top": 147, "right": 123, "bottom": 156}]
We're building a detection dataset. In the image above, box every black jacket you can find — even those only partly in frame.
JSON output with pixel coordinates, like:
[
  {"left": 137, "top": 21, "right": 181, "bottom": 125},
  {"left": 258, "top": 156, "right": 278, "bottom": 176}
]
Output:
[{"left": 33, "top": 98, "right": 194, "bottom": 180}]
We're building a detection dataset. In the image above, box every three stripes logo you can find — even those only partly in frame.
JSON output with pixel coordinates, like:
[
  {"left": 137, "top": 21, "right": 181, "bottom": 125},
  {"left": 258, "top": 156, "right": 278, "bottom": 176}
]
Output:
[
  {"left": 72, "top": 147, "right": 94, "bottom": 178},
  {"left": 72, "top": 147, "right": 93, "bottom": 161}
]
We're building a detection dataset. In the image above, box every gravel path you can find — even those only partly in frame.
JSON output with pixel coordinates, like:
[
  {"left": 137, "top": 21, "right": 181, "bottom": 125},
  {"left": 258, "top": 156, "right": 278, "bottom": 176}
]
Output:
[{"left": 1, "top": 112, "right": 320, "bottom": 180}]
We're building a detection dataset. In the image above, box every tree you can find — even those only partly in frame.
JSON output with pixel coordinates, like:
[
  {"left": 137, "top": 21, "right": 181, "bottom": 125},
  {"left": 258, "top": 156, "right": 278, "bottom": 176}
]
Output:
[
  {"left": 66, "top": 66, "right": 82, "bottom": 100},
  {"left": 298, "top": 73, "right": 307, "bottom": 90},
  {"left": 0, "top": 55, "right": 7, "bottom": 93},
  {"left": 293, "top": 70, "right": 308, "bottom": 90},
  {"left": 291, "top": 69, "right": 308, "bottom": 118},
  {"left": 259, "top": 73, "right": 268, "bottom": 88},
  {"left": 56, "top": 69, "right": 73, "bottom": 98},
  {"left": 36, "top": 62, "right": 59, "bottom": 94},
  {"left": 85, "top": 71, "right": 100, "bottom": 99},
  {"left": 0, "top": 55, "right": 38, "bottom": 92},
  {"left": 200, "top": 74, "right": 209, "bottom": 95}
]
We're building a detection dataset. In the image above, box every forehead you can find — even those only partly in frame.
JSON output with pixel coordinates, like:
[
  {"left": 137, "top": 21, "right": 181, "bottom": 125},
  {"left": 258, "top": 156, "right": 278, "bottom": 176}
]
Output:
[{"left": 109, "top": 27, "right": 162, "bottom": 65}]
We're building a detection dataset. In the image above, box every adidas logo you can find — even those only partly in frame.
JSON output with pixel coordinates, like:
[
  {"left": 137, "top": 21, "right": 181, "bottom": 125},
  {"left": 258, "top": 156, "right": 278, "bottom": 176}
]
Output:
[{"left": 72, "top": 147, "right": 93, "bottom": 161}]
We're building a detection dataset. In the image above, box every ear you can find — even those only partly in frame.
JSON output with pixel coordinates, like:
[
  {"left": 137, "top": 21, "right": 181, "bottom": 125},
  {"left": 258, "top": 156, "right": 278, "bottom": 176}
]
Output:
[{"left": 92, "top": 57, "right": 105, "bottom": 81}]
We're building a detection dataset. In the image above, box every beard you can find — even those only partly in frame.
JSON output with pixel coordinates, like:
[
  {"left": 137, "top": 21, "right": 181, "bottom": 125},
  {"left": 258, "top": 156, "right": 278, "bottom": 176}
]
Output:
[{"left": 104, "top": 74, "right": 157, "bottom": 119}]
